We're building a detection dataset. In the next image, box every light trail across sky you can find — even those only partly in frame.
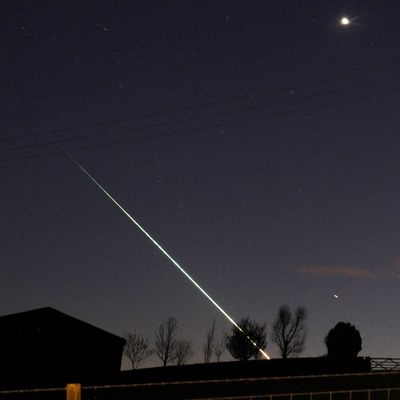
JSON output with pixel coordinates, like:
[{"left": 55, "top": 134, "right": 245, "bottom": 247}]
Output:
[{"left": 52, "top": 138, "right": 270, "bottom": 360}]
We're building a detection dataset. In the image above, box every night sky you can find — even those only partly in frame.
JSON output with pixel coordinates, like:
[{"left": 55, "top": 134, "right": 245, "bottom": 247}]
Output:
[{"left": 1, "top": 1, "right": 400, "bottom": 366}]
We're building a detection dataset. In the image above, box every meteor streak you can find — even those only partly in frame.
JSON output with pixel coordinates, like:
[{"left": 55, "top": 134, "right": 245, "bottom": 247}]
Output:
[{"left": 52, "top": 139, "right": 270, "bottom": 360}]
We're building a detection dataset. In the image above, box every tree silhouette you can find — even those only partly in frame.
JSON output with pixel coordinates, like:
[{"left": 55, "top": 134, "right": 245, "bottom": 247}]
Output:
[
  {"left": 124, "top": 331, "right": 153, "bottom": 369},
  {"left": 226, "top": 317, "right": 267, "bottom": 361},
  {"left": 203, "top": 319, "right": 216, "bottom": 363},
  {"left": 213, "top": 336, "right": 226, "bottom": 362},
  {"left": 272, "top": 305, "right": 307, "bottom": 358},
  {"left": 173, "top": 339, "right": 194, "bottom": 365},
  {"left": 325, "top": 322, "right": 362, "bottom": 358},
  {"left": 154, "top": 317, "right": 179, "bottom": 366}
]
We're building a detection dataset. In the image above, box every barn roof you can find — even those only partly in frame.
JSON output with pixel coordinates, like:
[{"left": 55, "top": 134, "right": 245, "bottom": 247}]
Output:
[
  {"left": 0, "top": 306, "right": 125, "bottom": 345},
  {"left": 0, "top": 307, "right": 126, "bottom": 385}
]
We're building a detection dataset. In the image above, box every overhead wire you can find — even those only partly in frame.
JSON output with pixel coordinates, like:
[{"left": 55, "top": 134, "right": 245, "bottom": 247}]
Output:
[
  {"left": 0, "top": 62, "right": 397, "bottom": 145},
  {"left": 1, "top": 74, "right": 398, "bottom": 155},
  {"left": 2, "top": 85, "right": 400, "bottom": 163}
]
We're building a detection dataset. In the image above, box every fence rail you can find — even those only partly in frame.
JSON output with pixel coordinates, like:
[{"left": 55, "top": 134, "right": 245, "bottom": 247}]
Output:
[
  {"left": 370, "top": 358, "right": 400, "bottom": 371},
  {"left": 1, "top": 384, "right": 400, "bottom": 400},
  {"left": 2, "top": 364, "right": 400, "bottom": 399}
]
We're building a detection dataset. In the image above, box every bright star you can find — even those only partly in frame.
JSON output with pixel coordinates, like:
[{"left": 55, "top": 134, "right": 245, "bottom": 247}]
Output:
[{"left": 339, "top": 16, "right": 351, "bottom": 26}]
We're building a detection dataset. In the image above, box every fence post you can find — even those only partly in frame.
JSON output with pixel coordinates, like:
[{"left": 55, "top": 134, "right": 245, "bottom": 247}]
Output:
[{"left": 66, "top": 384, "right": 81, "bottom": 400}]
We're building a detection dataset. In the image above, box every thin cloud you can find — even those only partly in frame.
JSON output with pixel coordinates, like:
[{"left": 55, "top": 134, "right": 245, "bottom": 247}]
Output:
[
  {"left": 389, "top": 269, "right": 400, "bottom": 279},
  {"left": 388, "top": 257, "right": 400, "bottom": 279},
  {"left": 297, "top": 265, "right": 377, "bottom": 279}
]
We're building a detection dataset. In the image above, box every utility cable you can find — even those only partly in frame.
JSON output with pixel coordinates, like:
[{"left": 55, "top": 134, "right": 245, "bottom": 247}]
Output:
[{"left": 2, "top": 85, "right": 400, "bottom": 163}]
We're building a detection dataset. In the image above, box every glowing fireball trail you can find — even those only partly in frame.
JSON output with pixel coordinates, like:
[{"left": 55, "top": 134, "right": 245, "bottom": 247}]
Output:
[{"left": 52, "top": 138, "right": 270, "bottom": 360}]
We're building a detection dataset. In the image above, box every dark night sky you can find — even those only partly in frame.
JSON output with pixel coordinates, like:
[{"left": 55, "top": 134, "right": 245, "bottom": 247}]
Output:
[{"left": 1, "top": 1, "right": 400, "bottom": 366}]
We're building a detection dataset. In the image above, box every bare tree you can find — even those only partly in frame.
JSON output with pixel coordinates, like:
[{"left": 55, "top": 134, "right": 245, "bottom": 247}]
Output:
[
  {"left": 203, "top": 319, "right": 216, "bottom": 363},
  {"left": 213, "top": 335, "right": 226, "bottom": 362},
  {"left": 124, "top": 331, "right": 153, "bottom": 369},
  {"left": 226, "top": 317, "right": 267, "bottom": 361},
  {"left": 272, "top": 305, "right": 307, "bottom": 358},
  {"left": 173, "top": 339, "right": 194, "bottom": 365},
  {"left": 154, "top": 317, "right": 179, "bottom": 366}
]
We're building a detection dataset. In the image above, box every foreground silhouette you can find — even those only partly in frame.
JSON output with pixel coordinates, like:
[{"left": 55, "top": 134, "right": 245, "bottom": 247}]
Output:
[{"left": 325, "top": 322, "right": 362, "bottom": 359}]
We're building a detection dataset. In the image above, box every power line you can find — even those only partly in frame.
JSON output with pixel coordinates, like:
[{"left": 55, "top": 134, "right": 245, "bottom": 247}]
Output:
[
  {"left": 0, "top": 63, "right": 397, "bottom": 144},
  {"left": 1, "top": 75, "right": 398, "bottom": 154},
  {"left": 2, "top": 86, "right": 400, "bottom": 163}
]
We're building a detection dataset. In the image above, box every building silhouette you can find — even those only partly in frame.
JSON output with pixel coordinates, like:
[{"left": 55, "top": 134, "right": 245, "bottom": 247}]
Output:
[{"left": 0, "top": 307, "right": 125, "bottom": 386}]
